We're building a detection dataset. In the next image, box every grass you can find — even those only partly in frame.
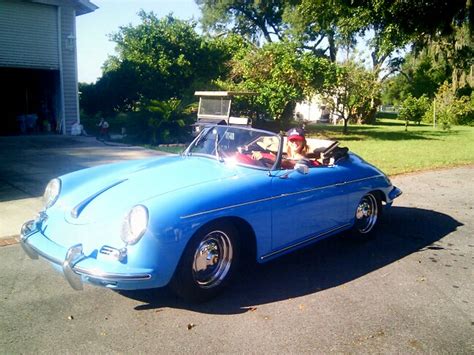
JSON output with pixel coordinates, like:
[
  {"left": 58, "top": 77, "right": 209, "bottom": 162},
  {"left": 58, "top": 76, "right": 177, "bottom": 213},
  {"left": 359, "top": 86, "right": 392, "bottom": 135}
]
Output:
[{"left": 305, "top": 119, "right": 474, "bottom": 176}]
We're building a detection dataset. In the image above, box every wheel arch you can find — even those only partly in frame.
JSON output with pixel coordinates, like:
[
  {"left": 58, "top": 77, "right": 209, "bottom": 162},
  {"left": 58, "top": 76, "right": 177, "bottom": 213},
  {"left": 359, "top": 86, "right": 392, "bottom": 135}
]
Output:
[
  {"left": 189, "top": 216, "right": 257, "bottom": 262},
  {"left": 370, "top": 189, "right": 386, "bottom": 214},
  {"left": 170, "top": 215, "right": 257, "bottom": 301},
  {"left": 370, "top": 189, "right": 386, "bottom": 202}
]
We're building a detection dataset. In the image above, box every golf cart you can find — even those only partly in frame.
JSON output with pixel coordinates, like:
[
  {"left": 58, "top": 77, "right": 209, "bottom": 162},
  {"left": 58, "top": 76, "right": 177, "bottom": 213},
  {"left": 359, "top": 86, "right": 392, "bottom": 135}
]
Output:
[{"left": 193, "top": 91, "right": 256, "bottom": 136}]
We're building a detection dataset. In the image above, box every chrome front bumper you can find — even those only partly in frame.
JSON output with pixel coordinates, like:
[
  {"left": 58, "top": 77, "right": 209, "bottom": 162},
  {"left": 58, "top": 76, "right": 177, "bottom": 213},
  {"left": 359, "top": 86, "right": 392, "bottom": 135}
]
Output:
[
  {"left": 20, "top": 219, "right": 152, "bottom": 291},
  {"left": 388, "top": 186, "right": 402, "bottom": 201}
]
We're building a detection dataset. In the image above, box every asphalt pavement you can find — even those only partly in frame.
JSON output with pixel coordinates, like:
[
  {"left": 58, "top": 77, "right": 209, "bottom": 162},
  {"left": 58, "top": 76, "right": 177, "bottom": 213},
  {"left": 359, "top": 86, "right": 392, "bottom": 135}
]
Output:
[{"left": 0, "top": 135, "right": 473, "bottom": 353}]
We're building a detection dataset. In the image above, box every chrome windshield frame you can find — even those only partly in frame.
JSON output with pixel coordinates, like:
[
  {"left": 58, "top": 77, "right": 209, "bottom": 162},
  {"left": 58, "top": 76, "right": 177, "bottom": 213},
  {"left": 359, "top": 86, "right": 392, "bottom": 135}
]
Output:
[{"left": 183, "top": 125, "right": 283, "bottom": 171}]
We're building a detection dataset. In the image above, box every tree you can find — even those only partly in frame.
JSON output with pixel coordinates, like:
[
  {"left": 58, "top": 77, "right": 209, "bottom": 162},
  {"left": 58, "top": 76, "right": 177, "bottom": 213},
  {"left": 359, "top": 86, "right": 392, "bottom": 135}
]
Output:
[
  {"left": 320, "top": 60, "right": 380, "bottom": 133},
  {"left": 197, "top": 0, "right": 353, "bottom": 63},
  {"left": 283, "top": 0, "right": 359, "bottom": 62},
  {"left": 381, "top": 49, "right": 450, "bottom": 105},
  {"left": 287, "top": 0, "right": 473, "bottom": 121},
  {"left": 196, "top": 0, "right": 287, "bottom": 43},
  {"left": 81, "top": 12, "right": 235, "bottom": 116},
  {"left": 108, "top": 12, "right": 209, "bottom": 101},
  {"left": 427, "top": 82, "right": 474, "bottom": 129},
  {"left": 222, "top": 41, "right": 333, "bottom": 124},
  {"left": 398, "top": 95, "right": 430, "bottom": 131}
]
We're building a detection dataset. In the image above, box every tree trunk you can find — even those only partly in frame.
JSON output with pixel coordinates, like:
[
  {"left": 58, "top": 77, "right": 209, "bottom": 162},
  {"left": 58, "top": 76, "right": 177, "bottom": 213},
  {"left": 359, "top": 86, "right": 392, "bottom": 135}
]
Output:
[
  {"left": 328, "top": 32, "right": 337, "bottom": 63},
  {"left": 363, "top": 97, "right": 381, "bottom": 124},
  {"left": 279, "top": 101, "right": 296, "bottom": 130},
  {"left": 343, "top": 117, "right": 349, "bottom": 134}
]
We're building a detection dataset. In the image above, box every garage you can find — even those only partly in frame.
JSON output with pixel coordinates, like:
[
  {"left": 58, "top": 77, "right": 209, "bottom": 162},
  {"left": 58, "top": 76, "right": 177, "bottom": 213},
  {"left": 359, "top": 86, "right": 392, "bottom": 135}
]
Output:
[
  {"left": 0, "top": 0, "right": 97, "bottom": 135},
  {"left": 0, "top": 67, "right": 60, "bottom": 135}
]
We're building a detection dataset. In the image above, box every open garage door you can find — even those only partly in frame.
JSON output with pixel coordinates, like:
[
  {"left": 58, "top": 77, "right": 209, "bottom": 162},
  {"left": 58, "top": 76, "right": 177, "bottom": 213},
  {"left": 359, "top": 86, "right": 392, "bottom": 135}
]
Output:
[
  {"left": 0, "top": 1, "right": 61, "bottom": 135},
  {"left": 0, "top": 67, "right": 60, "bottom": 135}
]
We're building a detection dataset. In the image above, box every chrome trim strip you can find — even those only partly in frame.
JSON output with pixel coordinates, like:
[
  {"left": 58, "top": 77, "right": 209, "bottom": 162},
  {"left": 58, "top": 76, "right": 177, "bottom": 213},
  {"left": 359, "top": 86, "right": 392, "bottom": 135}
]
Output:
[
  {"left": 181, "top": 175, "right": 384, "bottom": 219},
  {"left": 181, "top": 195, "right": 284, "bottom": 219},
  {"left": 21, "top": 238, "right": 151, "bottom": 282},
  {"left": 260, "top": 223, "right": 352, "bottom": 260},
  {"left": 71, "top": 179, "right": 128, "bottom": 218},
  {"left": 74, "top": 266, "right": 151, "bottom": 281},
  {"left": 343, "top": 174, "right": 384, "bottom": 185}
]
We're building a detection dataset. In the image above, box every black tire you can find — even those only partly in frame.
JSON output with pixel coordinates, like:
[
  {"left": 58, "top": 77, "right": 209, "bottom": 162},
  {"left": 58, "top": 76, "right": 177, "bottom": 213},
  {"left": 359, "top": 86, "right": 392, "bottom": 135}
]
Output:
[
  {"left": 171, "top": 221, "right": 240, "bottom": 303},
  {"left": 351, "top": 192, "right": 382, "bottom": 238}
]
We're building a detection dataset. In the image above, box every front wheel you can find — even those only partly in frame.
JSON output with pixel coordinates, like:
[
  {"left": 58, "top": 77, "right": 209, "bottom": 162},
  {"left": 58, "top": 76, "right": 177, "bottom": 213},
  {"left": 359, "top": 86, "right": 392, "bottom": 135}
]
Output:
[
  {"left": 171, "top": 221, "right": 239, "bottom": 303},
  {"left": 352, "top": 192, "right": 381, "bottom": 237}
]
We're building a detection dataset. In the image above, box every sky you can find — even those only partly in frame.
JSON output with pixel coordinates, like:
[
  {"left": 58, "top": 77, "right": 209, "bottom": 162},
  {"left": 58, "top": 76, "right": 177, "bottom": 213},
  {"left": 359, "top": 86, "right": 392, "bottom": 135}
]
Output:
[{"left": 76, "top": 0, "right": 201, "bottom": 83}]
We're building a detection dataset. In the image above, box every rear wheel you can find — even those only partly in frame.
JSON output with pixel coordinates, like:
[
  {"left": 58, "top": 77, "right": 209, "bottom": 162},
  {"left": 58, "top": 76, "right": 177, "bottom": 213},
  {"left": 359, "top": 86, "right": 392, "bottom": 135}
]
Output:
[
  {"left": 171, "top": 221, "right": 239, "bottom": 302},
  {"left": 352, "top": 192, "right": 381, "bottom": 237}
]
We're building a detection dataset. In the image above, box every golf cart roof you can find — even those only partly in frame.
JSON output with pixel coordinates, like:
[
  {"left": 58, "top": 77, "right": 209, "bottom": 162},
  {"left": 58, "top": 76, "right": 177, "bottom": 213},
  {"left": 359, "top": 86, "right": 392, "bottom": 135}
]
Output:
[{"left": 194, "top": 91, "right": 256, "bottom": 97}]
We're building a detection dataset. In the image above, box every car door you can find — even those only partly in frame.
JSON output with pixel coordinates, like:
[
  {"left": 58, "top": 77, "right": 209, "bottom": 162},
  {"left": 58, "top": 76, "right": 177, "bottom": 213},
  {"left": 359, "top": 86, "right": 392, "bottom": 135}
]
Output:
[{"left": 270, "top": 165, "right": 351, "bottom": 252}]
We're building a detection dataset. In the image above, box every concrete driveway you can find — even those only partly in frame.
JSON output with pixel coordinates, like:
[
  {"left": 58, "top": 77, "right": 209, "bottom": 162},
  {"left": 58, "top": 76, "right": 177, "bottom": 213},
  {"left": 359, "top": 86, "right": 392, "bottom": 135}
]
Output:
[{"left": 0, "top": 135, "right": 164, "bottom": 239}]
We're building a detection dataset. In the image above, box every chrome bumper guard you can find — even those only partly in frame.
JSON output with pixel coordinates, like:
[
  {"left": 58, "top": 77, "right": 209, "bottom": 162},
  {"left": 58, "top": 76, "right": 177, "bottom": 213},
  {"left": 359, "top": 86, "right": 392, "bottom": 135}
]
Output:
[
  {"left": 389, "top": 186, "right": 402, "bottom": 201},
  {"left": 63, "top": 244, "right": 85, "bottom": 290},
  {"left": 20, "top": 219, "right": 151, "bottom": 291}
]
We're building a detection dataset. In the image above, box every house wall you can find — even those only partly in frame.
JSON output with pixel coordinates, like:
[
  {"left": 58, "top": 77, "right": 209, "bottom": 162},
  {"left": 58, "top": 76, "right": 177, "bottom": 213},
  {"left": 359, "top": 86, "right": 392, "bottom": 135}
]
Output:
[
  {"left": 294, "top": 96, "right": 324, "bottom": 122},
  {"left": 59, "top": 5, "right": 79, "bottom": 134}
]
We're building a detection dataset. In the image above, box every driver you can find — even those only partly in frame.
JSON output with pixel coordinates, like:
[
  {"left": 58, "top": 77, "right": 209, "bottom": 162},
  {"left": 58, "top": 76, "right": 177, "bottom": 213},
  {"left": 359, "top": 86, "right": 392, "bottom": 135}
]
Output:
[
  {"left": 252, "top": 127, "right": 318, "bottom": 169},
  {"left": 286, "top": 128, "right": 309, "bottom": 158},
  {"left": 281, "top": 127, "right": 313, "bottom": 169}
]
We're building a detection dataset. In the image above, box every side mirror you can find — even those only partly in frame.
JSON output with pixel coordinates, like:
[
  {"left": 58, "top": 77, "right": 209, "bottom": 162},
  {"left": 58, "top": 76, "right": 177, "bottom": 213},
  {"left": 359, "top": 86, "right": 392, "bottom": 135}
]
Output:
[
  {"left": 279, "top": 161, "right": 310, "bottom": 179},
  {"left": 294, "top": 162, "right": 309, "bottom": 175}
]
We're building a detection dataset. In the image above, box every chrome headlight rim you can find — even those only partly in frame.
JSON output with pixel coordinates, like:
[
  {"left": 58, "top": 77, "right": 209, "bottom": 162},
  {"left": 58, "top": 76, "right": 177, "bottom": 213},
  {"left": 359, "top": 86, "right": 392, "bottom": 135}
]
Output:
[
  {"left": 121, "top": 205, "right": 149, "bottom": 245},
  {"left": 43, "top": 178, "right": 61, "bottom": 209}
]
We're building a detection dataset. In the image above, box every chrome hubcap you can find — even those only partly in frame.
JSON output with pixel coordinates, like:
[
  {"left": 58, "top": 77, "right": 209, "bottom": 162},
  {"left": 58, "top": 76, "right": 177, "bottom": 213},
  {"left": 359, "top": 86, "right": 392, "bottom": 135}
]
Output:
[
  {"left": 192, "top": 230, "right": 233, "bottom": 289},
  {"left": 355, "top": 194, "right": 378, "bottom": 234}
]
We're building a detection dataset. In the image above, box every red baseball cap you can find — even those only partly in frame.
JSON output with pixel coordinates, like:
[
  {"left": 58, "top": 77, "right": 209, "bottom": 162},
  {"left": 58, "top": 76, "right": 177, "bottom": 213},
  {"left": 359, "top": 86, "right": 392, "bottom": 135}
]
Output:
[{"left": 287, "top": 127, "right": 305, "bottom": 141}]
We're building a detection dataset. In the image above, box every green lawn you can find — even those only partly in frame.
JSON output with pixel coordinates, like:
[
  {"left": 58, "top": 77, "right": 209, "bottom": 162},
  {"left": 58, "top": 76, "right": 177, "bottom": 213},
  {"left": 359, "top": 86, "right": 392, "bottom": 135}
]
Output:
[{"left": 305, "top": 119, "right": 474, "bottom": 176}]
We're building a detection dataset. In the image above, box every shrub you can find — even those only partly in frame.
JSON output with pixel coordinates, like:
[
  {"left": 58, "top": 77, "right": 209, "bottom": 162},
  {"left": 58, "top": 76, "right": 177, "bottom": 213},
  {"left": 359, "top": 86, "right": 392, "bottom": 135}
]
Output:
[
  {"left": 398, "top": 94, "right": 430, "bottom": 130},
  {"left": 424, "top": 82, "right": 474, "bottom": 128}
]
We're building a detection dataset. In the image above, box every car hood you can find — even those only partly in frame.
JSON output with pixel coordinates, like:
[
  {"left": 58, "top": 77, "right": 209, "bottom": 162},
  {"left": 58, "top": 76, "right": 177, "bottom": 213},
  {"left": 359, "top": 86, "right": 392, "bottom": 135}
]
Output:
[{"left": 58, "top": 155, "right": 243, "bottom": 225}]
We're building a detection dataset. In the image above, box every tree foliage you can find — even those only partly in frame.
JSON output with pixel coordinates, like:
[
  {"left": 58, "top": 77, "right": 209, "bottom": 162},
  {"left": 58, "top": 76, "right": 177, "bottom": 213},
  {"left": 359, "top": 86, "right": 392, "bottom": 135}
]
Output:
[
  {"left": 398, "top": 94, "right": 430, "bottom": 130},
  {"left": 108, "top": 12, "right": 216, "bottom": 101},
  {"left": 134, "top": 99, "right": 194, "bottom": 144},
  {"left": 80, "top": 12, "right": 233, "bottom": 116},
  {"left": 381, "top": 49, "right": 450, "bottom": 105},
  {"left": 221, "top": 41, "right": 333, "bottom": 123},
  {"left": 196, "top": 0, "right": 287, "bottom": 43},
  {"left": 426, "top": 82, "right": 474, "bottom": 129},
  {"left": 320, "top": 60, "right": 380, "bottom": 133}
]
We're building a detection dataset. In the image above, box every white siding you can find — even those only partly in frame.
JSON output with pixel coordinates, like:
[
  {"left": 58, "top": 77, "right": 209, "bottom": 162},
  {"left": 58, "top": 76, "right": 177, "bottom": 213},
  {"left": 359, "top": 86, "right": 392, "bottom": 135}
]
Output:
[
  {"left": 59, "top": 6, "right": 79, "bottom": 133},
  {"left": 0, "top": 0, "right": 59, "bottom": 69}
]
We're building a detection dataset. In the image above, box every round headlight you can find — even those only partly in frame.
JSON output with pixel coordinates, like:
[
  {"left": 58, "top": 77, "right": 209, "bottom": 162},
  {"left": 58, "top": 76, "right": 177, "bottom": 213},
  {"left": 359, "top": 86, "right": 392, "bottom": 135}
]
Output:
[
  {"left": 121, "top": 205, "right": 149, "bottom": 245},
  {"left": 43, "top": 179, "right": 61, "bottom": 209}
]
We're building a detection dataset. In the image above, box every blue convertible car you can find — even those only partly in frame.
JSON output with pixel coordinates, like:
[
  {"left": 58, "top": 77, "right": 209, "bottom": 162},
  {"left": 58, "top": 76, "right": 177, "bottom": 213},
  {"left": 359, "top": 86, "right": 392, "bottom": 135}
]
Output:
[{"left": 21, "top": 126, "right": 401, "bottom": 302}]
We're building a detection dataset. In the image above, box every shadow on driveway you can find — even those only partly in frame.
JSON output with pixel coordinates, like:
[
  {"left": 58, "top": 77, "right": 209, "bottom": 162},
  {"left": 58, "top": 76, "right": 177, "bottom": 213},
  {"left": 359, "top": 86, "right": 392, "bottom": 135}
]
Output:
[{"left": 121, "top": 206, "right": 462, "bottom": 314}]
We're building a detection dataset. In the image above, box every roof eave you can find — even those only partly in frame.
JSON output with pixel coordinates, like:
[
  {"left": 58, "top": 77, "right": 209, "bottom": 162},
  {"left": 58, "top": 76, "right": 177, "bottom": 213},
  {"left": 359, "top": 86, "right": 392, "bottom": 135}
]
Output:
[{"left": 75, "top": 0, "right": 98, "bottom": 16}]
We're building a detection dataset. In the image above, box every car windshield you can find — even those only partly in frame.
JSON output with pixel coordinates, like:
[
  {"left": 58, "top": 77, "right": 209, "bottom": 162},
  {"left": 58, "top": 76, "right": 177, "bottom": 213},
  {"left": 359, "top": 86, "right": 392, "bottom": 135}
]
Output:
[{"left": 185, "top": 126, "right": 281, "bottom": 170}]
